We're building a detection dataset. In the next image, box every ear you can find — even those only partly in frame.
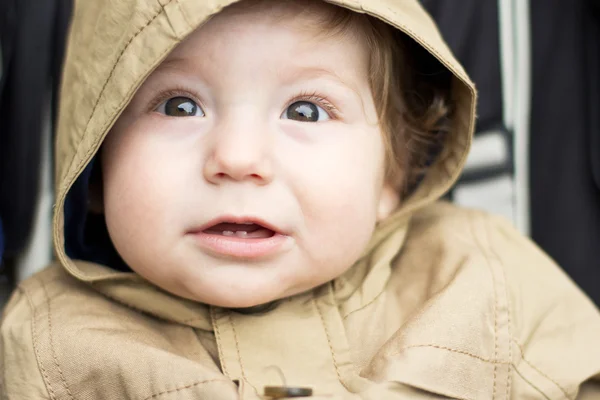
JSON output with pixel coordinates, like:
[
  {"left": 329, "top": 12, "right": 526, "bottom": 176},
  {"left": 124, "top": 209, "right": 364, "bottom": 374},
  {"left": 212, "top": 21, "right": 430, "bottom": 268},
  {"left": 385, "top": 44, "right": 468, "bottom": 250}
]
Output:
[{"left": 377, "top": 183, "right": 400, "bottom": 221}]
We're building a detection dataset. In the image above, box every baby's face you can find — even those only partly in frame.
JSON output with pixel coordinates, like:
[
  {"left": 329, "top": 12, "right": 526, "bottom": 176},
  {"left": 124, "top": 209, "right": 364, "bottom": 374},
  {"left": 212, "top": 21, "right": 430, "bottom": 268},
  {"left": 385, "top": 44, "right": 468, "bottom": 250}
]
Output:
[{"left": 101, "top": 2, "right": 399, "bottom": 307}]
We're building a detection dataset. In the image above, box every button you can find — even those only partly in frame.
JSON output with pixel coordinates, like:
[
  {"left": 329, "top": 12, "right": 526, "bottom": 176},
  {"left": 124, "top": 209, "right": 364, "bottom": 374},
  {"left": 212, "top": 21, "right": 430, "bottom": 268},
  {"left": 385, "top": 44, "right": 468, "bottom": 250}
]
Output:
[{"left": 263, "top": 386, "right": 313, "bottom": 398}]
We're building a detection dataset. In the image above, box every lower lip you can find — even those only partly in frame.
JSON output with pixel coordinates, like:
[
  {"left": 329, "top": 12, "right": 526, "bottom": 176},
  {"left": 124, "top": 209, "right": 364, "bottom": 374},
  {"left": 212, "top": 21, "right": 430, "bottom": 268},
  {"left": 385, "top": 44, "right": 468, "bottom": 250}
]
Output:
[{"left": 188, "top": 232, "right": 290, "bottom": 259}]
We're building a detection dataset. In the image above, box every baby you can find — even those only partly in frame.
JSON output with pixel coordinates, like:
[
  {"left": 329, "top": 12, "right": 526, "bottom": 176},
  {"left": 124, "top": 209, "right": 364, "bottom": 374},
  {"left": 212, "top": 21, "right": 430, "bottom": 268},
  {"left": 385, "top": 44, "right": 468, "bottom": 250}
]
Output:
[{"left": 2, "top": 0, "right": 600, "bottom": 399}]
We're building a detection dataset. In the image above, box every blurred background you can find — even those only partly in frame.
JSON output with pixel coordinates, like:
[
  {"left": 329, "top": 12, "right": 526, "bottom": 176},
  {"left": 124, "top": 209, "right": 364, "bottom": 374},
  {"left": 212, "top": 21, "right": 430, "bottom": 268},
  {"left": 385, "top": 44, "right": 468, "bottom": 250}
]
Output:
[{"left": 0, "top": 0, "right": 599, "bottom": 309}]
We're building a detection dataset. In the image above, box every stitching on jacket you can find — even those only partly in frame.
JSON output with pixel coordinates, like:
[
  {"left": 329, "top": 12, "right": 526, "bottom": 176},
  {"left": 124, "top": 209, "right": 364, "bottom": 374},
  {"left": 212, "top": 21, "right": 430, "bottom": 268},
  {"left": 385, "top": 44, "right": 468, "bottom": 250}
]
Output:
[
  {"left": 399, "top": 344, "right": 509, "bottom": 365},
  {"left": 480, "top": 214, "right": 505, "bottom": 399},
  {"left": 59, "top": 2, "right": 173, "bottom": 196},
  {"left": 486, "top": 220, "right": 514, "bottom": 399},
  {"left": 512, "top": 365, "right": 552, "bottom": 400},
  {"left": 469, "top": 214, "right": 499, "bottom": 399},
  {"left": 159, "top": 0, "right": 192, "bottom": 35},
  {"left": 22, "top": 286, "right": 58, "bottom": 400},
  {"left": 227, "top": 313, "right": 261, "bottom": 397},
  {"left": 502, "top": 277, "right": 513, "bottom": 398},
  {"left": 210, "top": 307, "right": 230, "bottom": 378},
  {"left": 42, "top": 281, "right": 76, "bottom": 400},
  {"left": 512, "top": 339, "right": 572, "bottom": 400},
  {"left": 313, "top": 294, "right": 350, "bottom": 391},
  {"left": 91, "top": 288, "right": 168, "bottom": 325},
  {"left": 341, "top": 288, "right": 385, "bottom": 320},
  {"left": 142, "top": 379, "right": 229, "bottom": 400},
  {"left": 88, "top": 280, "right": 211, "bottom": 329},
  {"left": 229, "top": 314, "right": 248, "bottom": 382},
  {"left": 173, "top": 0, "right": 192, "bottom": 29},
  {"left": 504, "top": 295, "right": 512, "bottom": 398},
  {"left": 479, "top": 215, "right": 569, "bottom": 400},
  {"left": 82, "top": 1, "right": 171, "bottom": 147}
]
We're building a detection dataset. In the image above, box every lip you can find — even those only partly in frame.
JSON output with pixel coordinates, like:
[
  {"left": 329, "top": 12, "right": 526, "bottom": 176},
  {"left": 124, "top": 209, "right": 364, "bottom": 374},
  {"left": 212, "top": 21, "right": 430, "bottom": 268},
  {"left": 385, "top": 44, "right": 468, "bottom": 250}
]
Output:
[
  {"left": 192, "top": 215, "right": 287, "bottom": 235},
  {"left": 187, "top": 215, "right": 291, "bottom": 260}
]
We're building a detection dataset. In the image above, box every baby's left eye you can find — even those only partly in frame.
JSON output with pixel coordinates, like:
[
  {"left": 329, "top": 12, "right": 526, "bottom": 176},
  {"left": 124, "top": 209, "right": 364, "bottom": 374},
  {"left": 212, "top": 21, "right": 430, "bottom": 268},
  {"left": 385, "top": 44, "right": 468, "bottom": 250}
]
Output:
[
  {"left": 155, "top": 96, "right": 205, "bottom": 117},
  {"left": 282, "top": 101, "right": 330, "bottom": 122}
]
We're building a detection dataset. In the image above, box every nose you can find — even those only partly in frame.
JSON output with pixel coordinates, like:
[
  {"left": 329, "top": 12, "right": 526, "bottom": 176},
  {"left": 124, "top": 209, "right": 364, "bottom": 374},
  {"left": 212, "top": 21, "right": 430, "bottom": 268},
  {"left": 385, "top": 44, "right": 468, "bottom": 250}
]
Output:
[{"left": 203, "top": 119, "right": 274, "bottom": 185}]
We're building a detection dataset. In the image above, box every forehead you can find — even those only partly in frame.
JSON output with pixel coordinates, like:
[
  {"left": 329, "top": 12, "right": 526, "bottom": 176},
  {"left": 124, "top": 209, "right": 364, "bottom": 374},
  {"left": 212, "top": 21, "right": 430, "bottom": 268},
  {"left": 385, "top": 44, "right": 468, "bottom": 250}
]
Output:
[
  {"left": 206, "top": 0, "right": 347, "bottom": 33},
  {"left": 161, "top": 0, "right": 370, "bottom": 79}
]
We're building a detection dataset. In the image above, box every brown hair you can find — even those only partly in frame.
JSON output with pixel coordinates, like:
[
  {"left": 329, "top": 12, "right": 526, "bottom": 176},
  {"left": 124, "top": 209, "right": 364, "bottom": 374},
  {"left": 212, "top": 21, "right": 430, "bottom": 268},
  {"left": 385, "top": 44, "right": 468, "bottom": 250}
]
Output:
[{"left": 317, "top": 5, "right": 452, "bottom": 195}]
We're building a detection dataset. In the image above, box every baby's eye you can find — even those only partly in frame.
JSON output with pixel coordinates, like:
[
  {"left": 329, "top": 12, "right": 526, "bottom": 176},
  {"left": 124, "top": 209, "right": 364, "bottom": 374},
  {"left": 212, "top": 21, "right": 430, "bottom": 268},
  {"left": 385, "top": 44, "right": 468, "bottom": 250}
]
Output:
[
  {"left": 282, "top": 101, "right": 330, "bottom": 122},
  {"left": 155, "top": 96, "right": 205, "bottom": 117}
]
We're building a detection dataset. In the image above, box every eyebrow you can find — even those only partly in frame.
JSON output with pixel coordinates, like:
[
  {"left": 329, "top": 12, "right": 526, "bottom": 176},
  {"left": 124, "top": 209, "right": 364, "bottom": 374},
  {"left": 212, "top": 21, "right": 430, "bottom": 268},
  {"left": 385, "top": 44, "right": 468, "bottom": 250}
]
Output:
[
  {"left": 279, "top": 66, "right": 362, "bottom": 95},
  {"left": 153, "top": 57, "right": 191, "bottom": 75}
]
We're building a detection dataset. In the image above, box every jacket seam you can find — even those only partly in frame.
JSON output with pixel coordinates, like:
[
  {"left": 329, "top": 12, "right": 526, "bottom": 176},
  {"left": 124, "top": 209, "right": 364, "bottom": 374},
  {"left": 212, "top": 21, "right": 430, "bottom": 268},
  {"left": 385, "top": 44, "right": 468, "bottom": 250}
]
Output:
[
  {"left": 93, "top": 283, "right": 212, "bottom": 329},
  {"left": 210, "top": 307, "right": 230, "bottom": 378},
  {"left": 173, "top": 0, "right": 192, "bottom": 30},
  {"left": 512, "top": 365, "right": 552, "bottom": 400},
  {"left": 503, "top": 273, "right": 513, "bottom": 398},
  {"left": 468, "top": 213, "right": 501, "bottom": 399},
  {"left": 478, "top": 213, "right": 570, "bottom": 400},
  {"left": 313, "top": 291, "right": 351, "bottom": 392},
  {"left": 393, "top": 342, "right": 567, "bottom": 399},
  {"left": 228, "top": 313, "right": 249, "bottom": 383},
  {"left": 398, "top": 344, "right": 510, "bottom": 364},
  {"left": 59, "top": 1, "right": 172, "bottom": 196},
  {"left": 341, "top": 290, "right": 384, "bottom": 320},
  {"left": 41, "top": 280, "right": 76, "bottom": 400},
  {"left": 511, "top": 338, "right": 572, "bottom": 400},
  {"left": 81, "top": 1, "right": 170, "bottom": 150},
  {"left": 226, "top": 312, "right": 261, "bottom": 397},
  {"left": 22, "top": 285, "right": 57, "bottom": 400},
  {"left": 141, "top": 379, "right": 230, "bottom": 400},
  {"left": 485, "top": 217, "right": 514, "bottom": 398}
]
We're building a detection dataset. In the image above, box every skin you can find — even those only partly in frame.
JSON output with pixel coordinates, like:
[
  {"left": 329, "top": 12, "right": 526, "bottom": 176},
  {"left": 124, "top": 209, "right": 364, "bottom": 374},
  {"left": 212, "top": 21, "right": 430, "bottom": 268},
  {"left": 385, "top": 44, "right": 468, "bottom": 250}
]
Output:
[{"left": 101, "top": 1, "right": 400, "bottom": 308}]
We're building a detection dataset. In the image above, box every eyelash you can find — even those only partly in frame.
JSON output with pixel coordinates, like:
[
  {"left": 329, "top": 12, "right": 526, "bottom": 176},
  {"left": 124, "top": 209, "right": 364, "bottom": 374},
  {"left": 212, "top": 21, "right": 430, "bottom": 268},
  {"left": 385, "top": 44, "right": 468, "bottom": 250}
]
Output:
[
  {"left": 148, "top": 87, "right": 340, "bottom": 119},
  {"left": 286, "top": 91, "right": 341, "bottom": 120},
  {"left": 147, "top": 88, "right": 204, "bottom": 114}
]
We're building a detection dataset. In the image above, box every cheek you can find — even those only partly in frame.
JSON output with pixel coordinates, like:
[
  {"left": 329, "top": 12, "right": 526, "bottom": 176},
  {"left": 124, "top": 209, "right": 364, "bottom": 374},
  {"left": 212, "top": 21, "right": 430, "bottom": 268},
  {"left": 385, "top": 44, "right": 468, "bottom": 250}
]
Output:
[
  {"left": 299, "top": 127, "right": 385, "bottom": 207},
  {"left": 101, "top": 125, "right": 194, "bottom": 254},
  {"left": 283, "top": 126, "right": 386, "bottom": 257}
]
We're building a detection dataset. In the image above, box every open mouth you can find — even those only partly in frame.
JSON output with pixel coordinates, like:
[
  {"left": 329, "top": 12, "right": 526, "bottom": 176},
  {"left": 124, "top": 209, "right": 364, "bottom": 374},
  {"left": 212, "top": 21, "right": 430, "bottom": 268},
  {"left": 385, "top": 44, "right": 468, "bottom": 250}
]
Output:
[
  {"left": 190, "top": 217, "right": 288, "bottom": 259},
  {"left": 203, "top": 222, "right": 276, "bottom": 239}
]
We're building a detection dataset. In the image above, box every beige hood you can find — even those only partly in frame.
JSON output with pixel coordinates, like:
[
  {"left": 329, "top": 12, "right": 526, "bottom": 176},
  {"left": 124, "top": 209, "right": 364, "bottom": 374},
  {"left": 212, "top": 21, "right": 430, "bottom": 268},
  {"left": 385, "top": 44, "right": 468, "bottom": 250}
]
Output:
[{"left": 54, "top": 0, "right": 475, "bottom": 323}]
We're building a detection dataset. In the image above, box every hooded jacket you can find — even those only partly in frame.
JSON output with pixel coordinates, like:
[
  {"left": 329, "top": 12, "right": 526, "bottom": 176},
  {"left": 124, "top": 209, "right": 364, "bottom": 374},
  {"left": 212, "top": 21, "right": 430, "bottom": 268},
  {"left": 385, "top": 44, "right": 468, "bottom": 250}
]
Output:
[{"left": 2, "top": 0, "right": 600, "bottom": 399}]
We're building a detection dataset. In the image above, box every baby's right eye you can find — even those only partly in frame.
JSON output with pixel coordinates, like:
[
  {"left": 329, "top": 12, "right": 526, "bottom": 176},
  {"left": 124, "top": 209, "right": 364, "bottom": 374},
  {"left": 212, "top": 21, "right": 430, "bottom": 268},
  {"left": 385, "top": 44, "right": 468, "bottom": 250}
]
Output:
[{"left": 155, "top": 96, "right": 205, "bottom": 117}]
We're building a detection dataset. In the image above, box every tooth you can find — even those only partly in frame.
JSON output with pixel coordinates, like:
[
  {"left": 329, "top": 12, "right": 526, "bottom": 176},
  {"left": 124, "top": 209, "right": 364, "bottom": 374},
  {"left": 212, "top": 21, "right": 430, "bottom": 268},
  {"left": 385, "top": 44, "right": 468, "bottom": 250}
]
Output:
[
  {"left": 222, "top": 231, "right": 235, "bottom": 236},
  {"left": 235, "top": 231, "right": 248, "bottom": 238},
  {"left": 241, "top": 222, "right": 253, "bottom": 225}
]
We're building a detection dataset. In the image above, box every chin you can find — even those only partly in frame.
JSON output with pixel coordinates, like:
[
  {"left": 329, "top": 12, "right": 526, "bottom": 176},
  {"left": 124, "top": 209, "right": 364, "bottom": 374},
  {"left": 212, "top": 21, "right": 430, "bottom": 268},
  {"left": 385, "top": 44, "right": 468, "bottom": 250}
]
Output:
[
  {"left": 190, "top": 286, "right": 285, "bottom": 310},
  {"left": 178, "top": 271, "right": 317, "bottom": 309}
]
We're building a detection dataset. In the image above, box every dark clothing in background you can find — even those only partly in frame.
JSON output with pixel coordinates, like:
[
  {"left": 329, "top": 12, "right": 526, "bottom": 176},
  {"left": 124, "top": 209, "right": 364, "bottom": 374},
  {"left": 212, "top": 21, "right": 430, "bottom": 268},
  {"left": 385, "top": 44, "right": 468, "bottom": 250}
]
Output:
[
  {"left": 529, "top": 0, "right": 600, "bottom": 307},
  {"left": 421, "top": 0, "right": 503, "bottom": 134},
  {"left": 0, "top": 0, "right": 71, "bottom": 268},
  {"left": 420, "top": 0, "right": 513, "bottom": 184}
]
